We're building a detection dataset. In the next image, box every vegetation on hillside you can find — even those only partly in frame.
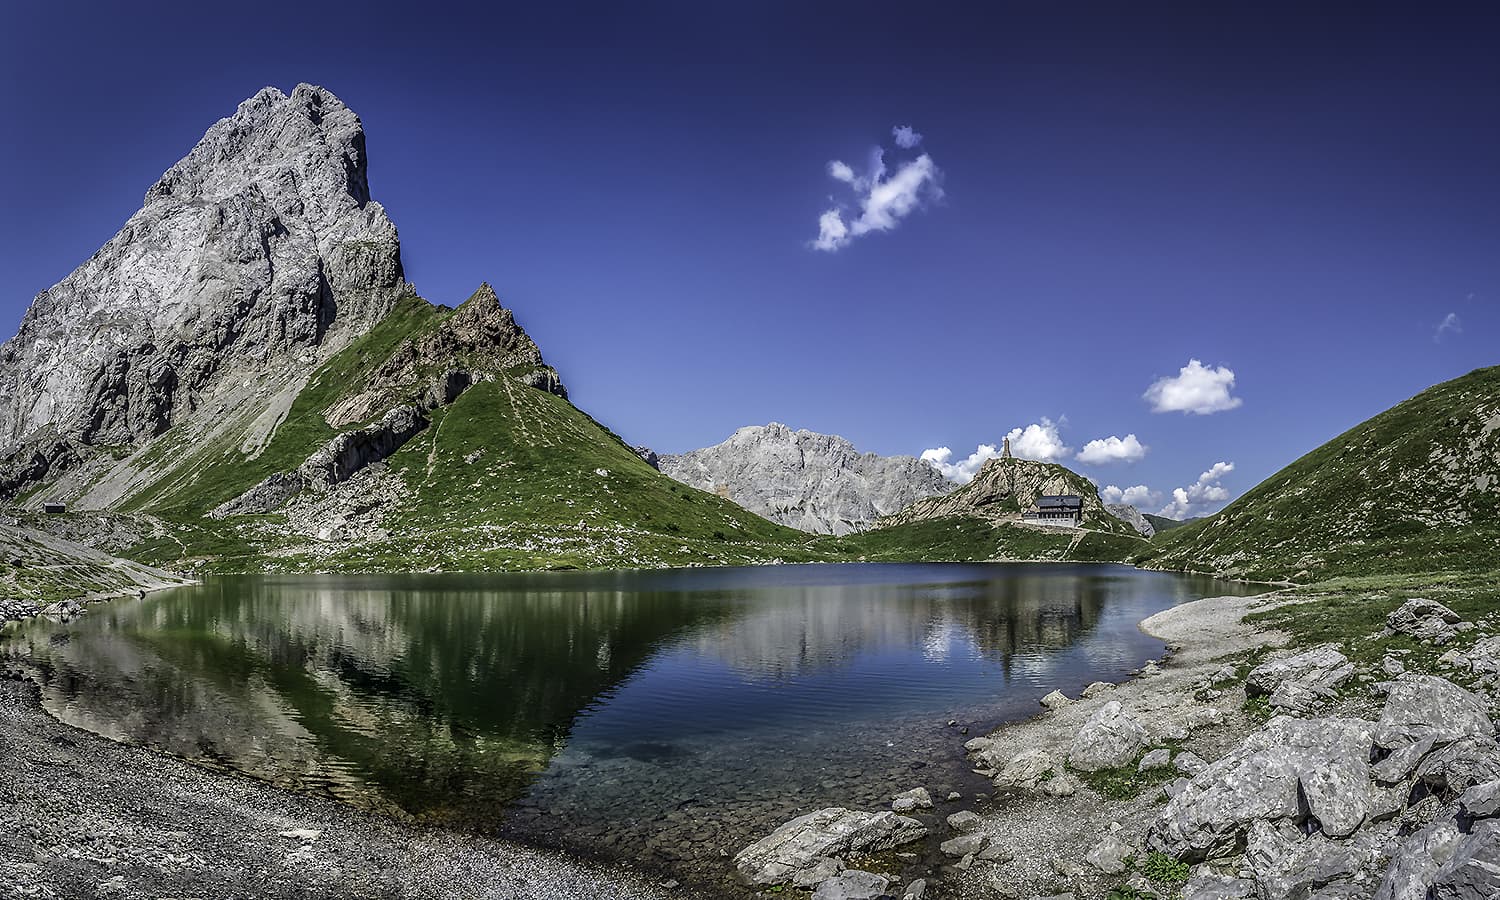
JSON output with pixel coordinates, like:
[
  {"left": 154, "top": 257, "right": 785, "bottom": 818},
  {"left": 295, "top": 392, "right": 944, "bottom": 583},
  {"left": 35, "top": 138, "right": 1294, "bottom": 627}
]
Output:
[{"left": 1137, "top": 366, "right": 1500, "bottom": 583}]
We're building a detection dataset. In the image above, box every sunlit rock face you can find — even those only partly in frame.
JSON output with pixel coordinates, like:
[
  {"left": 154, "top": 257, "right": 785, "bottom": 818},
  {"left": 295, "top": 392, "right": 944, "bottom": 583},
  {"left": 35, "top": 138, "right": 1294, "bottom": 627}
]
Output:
[
  {"left": 659, "top": 423, "right": 951, "bottom": 535},
  {"left": 0, "top": 84, "right": 403, "bottom": 494}
]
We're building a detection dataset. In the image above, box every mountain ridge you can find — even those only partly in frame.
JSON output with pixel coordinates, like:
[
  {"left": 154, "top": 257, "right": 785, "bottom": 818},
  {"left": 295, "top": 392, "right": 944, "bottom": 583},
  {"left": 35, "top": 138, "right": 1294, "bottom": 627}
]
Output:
[{"left": 658, "top": 423, "right": 951, "bottom": 535}]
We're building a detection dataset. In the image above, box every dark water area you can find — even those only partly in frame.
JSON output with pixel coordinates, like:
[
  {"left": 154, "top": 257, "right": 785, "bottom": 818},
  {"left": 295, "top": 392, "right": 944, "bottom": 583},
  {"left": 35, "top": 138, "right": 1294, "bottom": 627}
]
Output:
[{"left": 1, "top": 562, "right": 1258, "bottom": 885}]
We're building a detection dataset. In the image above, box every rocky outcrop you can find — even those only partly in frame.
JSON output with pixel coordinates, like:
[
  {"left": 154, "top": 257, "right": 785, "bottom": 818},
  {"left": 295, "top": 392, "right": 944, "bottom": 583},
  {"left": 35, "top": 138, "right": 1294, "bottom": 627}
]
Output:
[
  {"left": 1105, "top": 503, "right": 1155, "bottom": 537},
  {"left": 1245, "top": 643, "right": 1355, "bottom": 712},
  {"left": 0, "top": 84, "right": 404, "bottom": 500},
  {"left": 884, "top": 456, "right": 1122, "bottom": 532},
  {"left": 323, "top": 284, "right": 563, "bottom": 427},
  {"left": 659, "top": 424, "right": 950, "bottom": 535},
  {"left": 1386, "top": 598, "right": 1470, "bottom": 644}
]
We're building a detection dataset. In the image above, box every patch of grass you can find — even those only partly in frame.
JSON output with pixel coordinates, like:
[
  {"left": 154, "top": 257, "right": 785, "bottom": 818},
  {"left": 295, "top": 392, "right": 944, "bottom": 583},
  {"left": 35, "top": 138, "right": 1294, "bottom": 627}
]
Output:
[
  {"left": 1070, "top": 747, "right": 1179, "bottom": 801},
  {"left": 1138, "top": 851, "right": 1191, "bottom": 886}
]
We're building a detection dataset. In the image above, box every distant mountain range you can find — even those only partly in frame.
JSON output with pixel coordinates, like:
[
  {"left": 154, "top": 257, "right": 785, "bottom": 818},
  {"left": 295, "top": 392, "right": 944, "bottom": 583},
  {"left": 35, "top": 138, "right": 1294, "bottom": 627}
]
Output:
[{"left": 658, "top": 424, "right": 951, "bottom": 535}]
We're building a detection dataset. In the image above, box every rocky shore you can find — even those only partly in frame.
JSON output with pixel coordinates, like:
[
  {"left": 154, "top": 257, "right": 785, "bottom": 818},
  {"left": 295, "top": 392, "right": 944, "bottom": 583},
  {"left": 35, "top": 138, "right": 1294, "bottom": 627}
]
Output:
[
  {"left": 0, "top": 677, "right": 677, "bottom": 900},
  {"left": 730, "top": 593, "right": 1500, "bottom": 900}
]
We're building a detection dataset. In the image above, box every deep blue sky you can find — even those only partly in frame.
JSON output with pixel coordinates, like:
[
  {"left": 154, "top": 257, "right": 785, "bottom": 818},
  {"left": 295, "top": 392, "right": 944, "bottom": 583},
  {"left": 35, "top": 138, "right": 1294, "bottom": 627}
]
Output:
[{"left": 3, "top": 2, "right": 1497, "bottom": 515}]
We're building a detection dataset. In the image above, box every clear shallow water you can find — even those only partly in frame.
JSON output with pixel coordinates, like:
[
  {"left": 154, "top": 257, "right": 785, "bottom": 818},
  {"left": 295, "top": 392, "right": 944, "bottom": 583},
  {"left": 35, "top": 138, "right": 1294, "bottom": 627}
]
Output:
[{"left": 2, "top": 562, "right": 1256, "bottom": 880}]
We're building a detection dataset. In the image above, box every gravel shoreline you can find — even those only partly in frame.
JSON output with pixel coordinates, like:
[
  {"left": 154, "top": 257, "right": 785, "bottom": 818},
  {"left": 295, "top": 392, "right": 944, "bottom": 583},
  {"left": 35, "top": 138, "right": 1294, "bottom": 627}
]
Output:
[
  {"left": 0, "top": 677, "right": 687, "bottom": 900},
  {"left": 935, "top": 592, "right": 1291, "bottom": 898}
]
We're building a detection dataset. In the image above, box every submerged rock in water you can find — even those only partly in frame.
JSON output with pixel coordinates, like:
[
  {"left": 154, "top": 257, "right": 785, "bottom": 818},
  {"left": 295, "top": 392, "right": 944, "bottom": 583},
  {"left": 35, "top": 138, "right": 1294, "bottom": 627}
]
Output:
[{"left": 733, "top": 807, "right": 926, "bottom": 886}]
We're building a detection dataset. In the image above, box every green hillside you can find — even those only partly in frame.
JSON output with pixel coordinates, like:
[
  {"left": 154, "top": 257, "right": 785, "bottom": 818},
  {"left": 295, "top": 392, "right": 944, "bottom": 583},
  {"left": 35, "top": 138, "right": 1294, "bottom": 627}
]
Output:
[
  {"left": 113, "top": 289, "right": 831, "bottom": 573},
  {"left": 1142, "top": 514, "right": 1198, "bottom": 534},
  {"left": 1139, "top": 365, "right": 1500, "bottom": 582}
]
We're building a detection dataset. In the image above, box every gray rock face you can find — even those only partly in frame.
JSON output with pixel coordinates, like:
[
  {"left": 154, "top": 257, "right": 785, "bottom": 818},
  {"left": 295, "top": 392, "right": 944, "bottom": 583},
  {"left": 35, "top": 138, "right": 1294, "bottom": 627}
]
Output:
[
  {"left": 0, "top": 84, "right": 404, "bottom": 496},
  {"left": 813, "top": 870, "right": 890, "bottom": 900},
  {"left": 1246, "top": 644, "right": 1355, "bottom": 703},
  {"left": 1387, "top": 599, "right": 1467, "bottom": 644},
  {"left": 659, "top": 424, "right": 950, "bottom": 535},
  {"left": 733, "top": 807, "right": 927, "bottom": 886},
  {"left": 1068, "top": 701, "right": 1150, "bottom": 772},
  {"left": 1105, "top": 503, "right": 1155, "bottom": 537},
  {"left": 1373, "top": 675, "right": 1493, "bottom": 758},
  {"left": 1148, "top": 716, "right": 1377, "bottom": 860}
]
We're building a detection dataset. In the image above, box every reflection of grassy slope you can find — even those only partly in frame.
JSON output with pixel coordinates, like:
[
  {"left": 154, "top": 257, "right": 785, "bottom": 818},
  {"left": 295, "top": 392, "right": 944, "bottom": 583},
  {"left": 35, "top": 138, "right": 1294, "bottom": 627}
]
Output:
[
  {"left": 22, "top": 575, "right": 744, "bottom": 824},
  {"left": 1139, "top": 366, "right": 1500, "bottom": 582}
]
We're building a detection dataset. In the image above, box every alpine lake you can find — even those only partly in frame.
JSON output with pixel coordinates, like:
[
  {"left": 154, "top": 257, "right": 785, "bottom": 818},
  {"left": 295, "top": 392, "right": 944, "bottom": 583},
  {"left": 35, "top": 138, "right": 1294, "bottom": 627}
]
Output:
[{"left": 1, "top": 562, "right": 1258, "bottom": 890}]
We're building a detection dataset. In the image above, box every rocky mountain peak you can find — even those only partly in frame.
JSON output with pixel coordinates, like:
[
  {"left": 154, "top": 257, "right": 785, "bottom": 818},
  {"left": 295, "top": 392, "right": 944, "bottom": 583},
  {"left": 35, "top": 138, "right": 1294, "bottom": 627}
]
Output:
[
  {"left": 659, "top": 424, "right": 951, "bottom": 535},
  {"left": 0, "top": 84, "right": 404, "bottom": 498}
]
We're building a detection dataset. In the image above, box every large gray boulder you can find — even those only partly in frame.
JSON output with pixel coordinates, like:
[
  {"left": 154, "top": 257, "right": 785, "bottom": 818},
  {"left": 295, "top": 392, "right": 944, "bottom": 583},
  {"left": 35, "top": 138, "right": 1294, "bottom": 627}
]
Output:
[
  {"left": 1415, "top": 736, "right": 1500, "bottom": 798},
  {"left": 733, "top": 807, "right": 927, "bottom": 886},
  {"left": 1373, "top": 675, "right": 1493, "bottom": 763},
  {"left": 658, "top": 423, "right": 952, "bottom": 535},
  {"left": 1244, "top": 820, "right": 1378, "bottom": 900},
  {"left": 1373, "top": 818, "right": 1465, "bottom": 900},
  {"left": 1430, "top": 820, "right": 1500, "bottom": 900},
  {"left": 1387, "top": 599, "right": 1467, "bottom": 644},
  {"left": 1246, "top": 644, "right": 1355, "bottom": 702},
  {"left": 1068, "top": 701, "right": 1150, "bottom": 772},
  {"left": 1147, "top": 716, "right": 1377, "bottom": 860},
  {"left": 812, "top": 870, "right": 891, "bottom": 900}
]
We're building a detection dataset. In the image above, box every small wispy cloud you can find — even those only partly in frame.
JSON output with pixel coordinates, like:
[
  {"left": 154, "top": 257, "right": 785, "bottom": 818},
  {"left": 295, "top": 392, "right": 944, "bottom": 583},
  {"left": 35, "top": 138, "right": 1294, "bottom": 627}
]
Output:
[
  {"left": 811, "top": 126, "right": 942, "bottom": 252},
  {"left": 1434, "top": 312, "right": 1462, "bottom": 342},
  {"left": 1076, "top": 434, "right": 1148, "bottom": 465},
  {"left": 1145, "top": 359, "right": 1242, "bottom": 415}
]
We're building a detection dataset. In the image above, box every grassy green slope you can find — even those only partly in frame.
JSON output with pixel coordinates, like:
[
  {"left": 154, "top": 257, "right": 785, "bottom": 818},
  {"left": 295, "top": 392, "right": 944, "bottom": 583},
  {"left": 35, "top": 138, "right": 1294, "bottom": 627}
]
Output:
[{"left": 1139, "top": 365, "right": 1500, "bottom": 582}]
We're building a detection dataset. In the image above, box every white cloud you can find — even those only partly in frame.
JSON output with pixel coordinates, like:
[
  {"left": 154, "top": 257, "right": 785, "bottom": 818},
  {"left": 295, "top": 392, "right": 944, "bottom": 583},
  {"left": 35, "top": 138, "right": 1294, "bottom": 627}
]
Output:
[
  {"left": 1157, "top": 461, "right": 1235, "bottom": 519},
  {"left": 1006, "top": 418, "right": 1071, "bottom": 462},
  {"left": 811, "top": 128, "right": 942, "bottom": 252},
  {"left": 1076, "top": 434, "right": 1148, "bottom": 464},
  {"left": 921, "top": 445, "right": 1002, "bottom": 484},
  {"left": 1099, "top": 484, "right": 1160, "bottom": 508},
  {"left": 812, "top": 209, "right": 849, "bottom": 252},
  {"left": 1435, "top": 312, "right": 1462, "bottom": 342},
  {"left": 1144, "top": 359, "right": 1242, "bottom": 415}
]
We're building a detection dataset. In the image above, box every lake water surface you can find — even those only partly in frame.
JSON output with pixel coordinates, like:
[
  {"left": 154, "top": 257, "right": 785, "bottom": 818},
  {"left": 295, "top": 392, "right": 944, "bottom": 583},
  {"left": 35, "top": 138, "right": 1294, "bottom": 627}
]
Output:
[{"left": 2, "top": 563, "right": 1256, "bottom": 882}]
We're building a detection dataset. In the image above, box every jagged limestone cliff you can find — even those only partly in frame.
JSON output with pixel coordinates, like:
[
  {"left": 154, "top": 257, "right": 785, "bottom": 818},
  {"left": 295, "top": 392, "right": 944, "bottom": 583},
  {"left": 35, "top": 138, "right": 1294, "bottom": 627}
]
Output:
[
  {"left": 0, "top": 85, "right": 404, "bottom": 501},
  {"left": 659, "top": 424, "right": 951, "bottom": 535}
]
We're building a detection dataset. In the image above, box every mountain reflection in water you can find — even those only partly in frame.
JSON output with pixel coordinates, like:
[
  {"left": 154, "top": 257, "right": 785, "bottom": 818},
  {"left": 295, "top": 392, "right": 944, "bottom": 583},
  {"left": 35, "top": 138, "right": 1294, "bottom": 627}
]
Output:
[{"left": 2, "top": 562, "right": 1257, "bottom": 871}]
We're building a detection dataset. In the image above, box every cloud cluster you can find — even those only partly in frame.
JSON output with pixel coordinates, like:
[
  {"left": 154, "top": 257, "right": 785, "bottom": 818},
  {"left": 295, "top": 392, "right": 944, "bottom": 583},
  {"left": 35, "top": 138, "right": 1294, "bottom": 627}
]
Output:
[
  {"left": 1076, "top": 434, "right": 1147, "bottom": 464},
  {"left": 1099, "top": 484, "right": 1161, "bottom": 508},
  {"left": 1435, "top": 312, "right": 1462, "bottom": 342},
  {"left": 1145, "top": 360, "right": 1242, "bottom": 415},
  {"left": 921, "top": 419, "right": 1071, "bottom": 484},
  {"left": 812, "top": 127, "right": 942, "bottom": 252},
  {"left": 1005, "top": 419, "right": 1071, "bottom": 463},
  {"left": 1158, "top": 462, "right": 1235, "bottom": 519},
  {"left": 920, "top": 445, "right": 1002, "bottom": 484}
]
